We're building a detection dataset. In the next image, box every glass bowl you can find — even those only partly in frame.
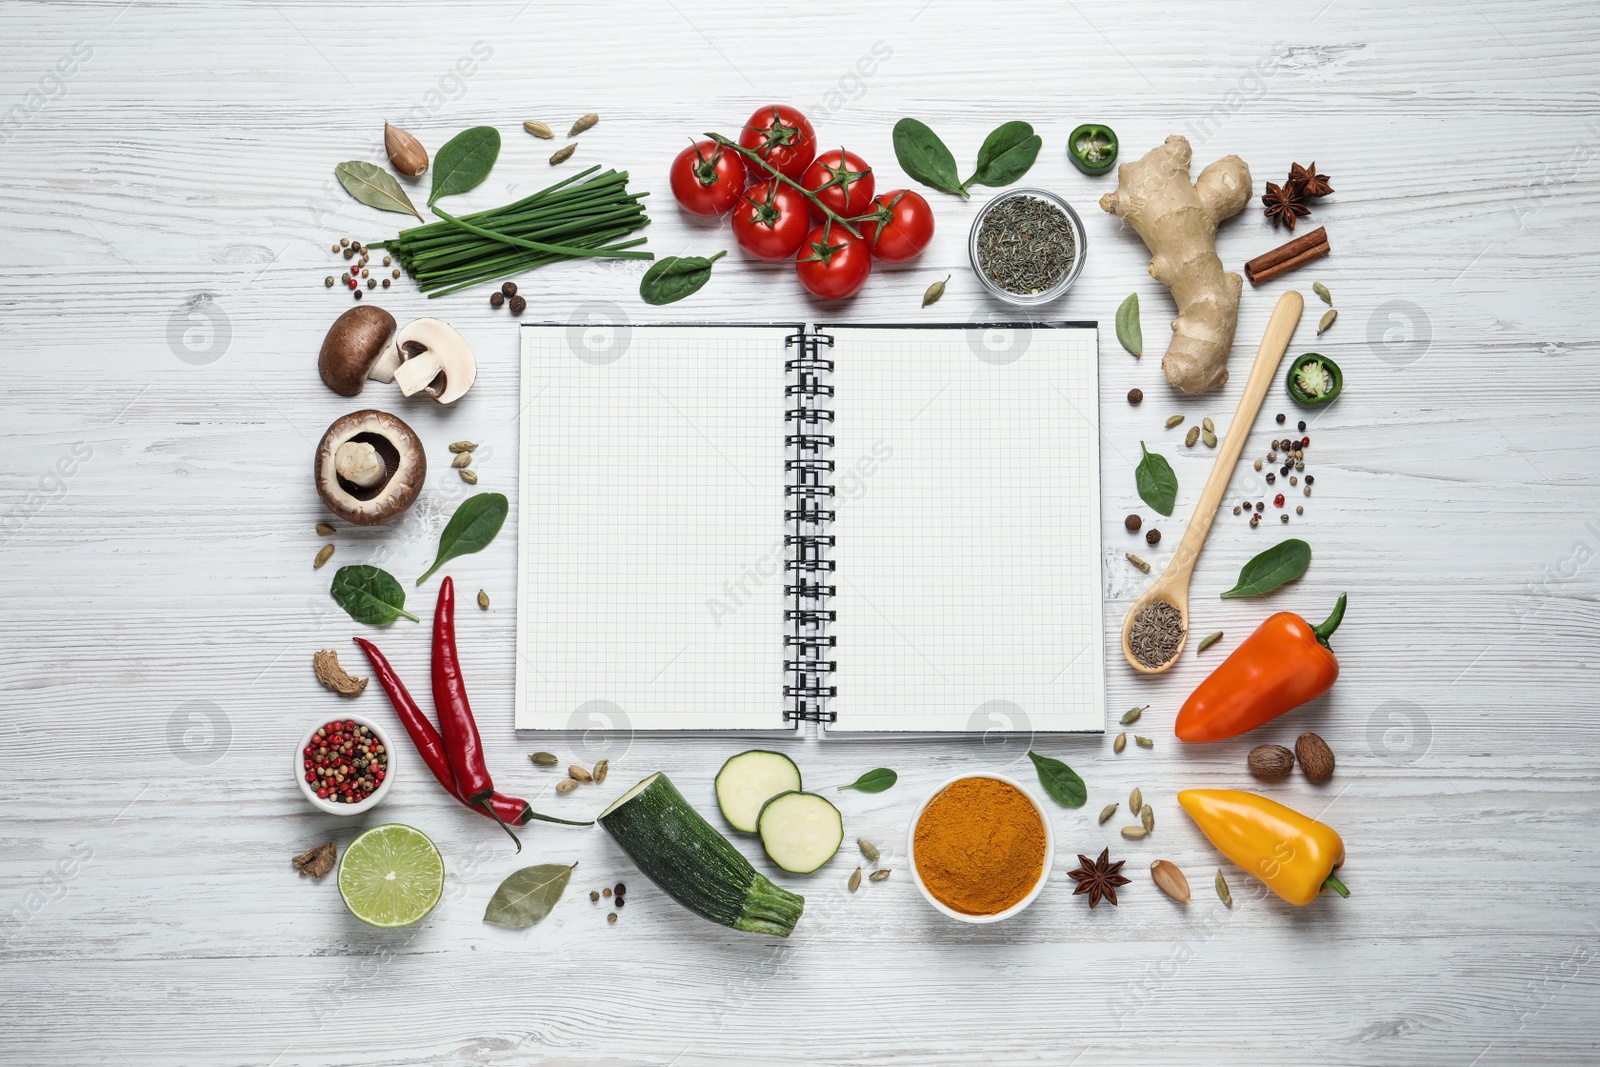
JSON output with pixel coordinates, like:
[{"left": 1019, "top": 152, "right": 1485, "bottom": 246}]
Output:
[{"left": 968, "top": 187, "right": 1088, "bottom": 306}]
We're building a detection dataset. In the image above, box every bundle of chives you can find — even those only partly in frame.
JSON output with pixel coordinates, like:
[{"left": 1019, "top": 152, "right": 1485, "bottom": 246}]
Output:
[{"left": 370, "top": 166, "right": 652, "bottom": 298}]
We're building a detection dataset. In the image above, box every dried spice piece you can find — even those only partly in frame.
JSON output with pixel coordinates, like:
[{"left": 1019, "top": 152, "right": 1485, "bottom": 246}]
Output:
[
  {"left": 1317, "top": 308, "right": 1338, "bottom": 335},
  {"left": 550, "top": 144, "right": 577, "bottom": 166},
  {"left": 1126, "top": 552, "right": 1151, "bottom": 574},
  {"left": 1135, "top": 735, "right": 1154, "bottom": 749},
  {"left": 593, "top": 758, "right": 609, "bottom": 784},
  {"left": 869, "top": 869, "right": 891, "bottom": 883},
  {"left": 1121, "top": 826, "right": 1148, "bottom": 839},
  {"left": 314, "top": 543, "right": 335, "bottom": 569},
  {"left": 1068, "top": 848, "right": 1132, "bottom": 908},
  {"left": 522, "top": 120, "right": 554, "bottom": 139},
  {"left": 1098, "top": 803, "right": 1118, "bottom": 825},
  {"left": 1248, "top": 744, "right": 1295, "bottom": 781},
  {"left": 569, "top": 113, "right": 599, "bottom": 137},
  {"left": 448, "top": 441, "right": 478, "bottom": 454},
  {"left": 1113, "top": 731, "right": 1127, "bottom": 753},
  {"left": 460, "top": 469, "right": 479, "bottom": 485},
  {"left": 1312, "top": 282, "right": 1332, "bottom": 306},
  {"left": 569, "top": 764, "right": 594, "bottom": 783},
  {"left": 1141, "top": 805, "right": 1155, "bottom": 832},
  {"left": 477, "top": 589, "right": 490, "bottom": 610},
  {"left": 1129, "top": 787, "right": 1143, "bottom": 814},
  {"left": 1197, "top": 631, "right": 1223, "bottom": 654},
  {"left": 555, "top": 778, "right": 579, "bottom": 794},
  {"left": 1215, "top": 869, "right": 1234, "bottom": 907},
  {"left": 315, "top": 522, "right": 336, "bottom": 536},
  {"left": 530, "top": 751, "right": 559, "bottom": 766},
  {"left": 1261, "top": 181, "right": 1310, "bottom": 231},
  {"left": 1128, "top": 600, "right": 1184, "bottom": 669},
  {"left": 858, "top": 838, "right": 880, "bottom": 863},
  {"left": 848, "top": 867, "right": 862, "bottom": 892},
  {"left": 312, "top": 649, "right": 367, "bottom": 697},
  {"left": 292, "top": 841, "right": 337, "bottom": 879},
  {"left": 1120, "top": 705, "right": 1146, "bottom": 726},
  {"left": 922, "top": 275, "right": 949, "bottom": 307},
  {"left": 1151, "top": 859, "right": 1191, "bottom": 903},
  {"left": 1288, "top": 162, "right": 1333, "bottom": 198},
  {"left": 1296, "top": 732, "right": 1336, "bottom": 783},
  {"left": 452, "top": 452, "right": 473, "bottom": 469}
]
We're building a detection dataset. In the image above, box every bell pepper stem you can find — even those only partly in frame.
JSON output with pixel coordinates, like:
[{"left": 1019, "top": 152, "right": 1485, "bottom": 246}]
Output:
[
  {"left": 1312, "top": 593, "right": 1348, "bottom": 648},
  {"left": 1321, "top": 872, "right": 1350, "bottom": 898}
]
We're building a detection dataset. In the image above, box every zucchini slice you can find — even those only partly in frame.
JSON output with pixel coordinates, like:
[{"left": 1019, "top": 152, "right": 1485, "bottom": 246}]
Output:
[
  {"left": 715, "top": 750, "right": 802, "bottom": 833},
  {"left": 599, "top": 772, "right": 804, "bottom": 937},
  {"left": 757, "top": 791, "right": 844, "bottom": 875}
]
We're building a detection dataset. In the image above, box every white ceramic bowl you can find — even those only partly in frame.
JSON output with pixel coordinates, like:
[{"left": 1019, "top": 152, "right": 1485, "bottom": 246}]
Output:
[
  {"left": 294, "top": 713, "right": 396, "bottom": 815},
  {"left": 906, "top": 772, "right": 1055, "bottom": 924},
  {"left": 968, "top": 187, "right": 1089, "bottom": 306}
]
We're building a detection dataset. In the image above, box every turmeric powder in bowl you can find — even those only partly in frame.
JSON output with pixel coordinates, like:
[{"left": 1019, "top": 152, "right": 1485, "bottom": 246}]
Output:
[{"left": 909, "top": 774, "right": 1053, "bottom": 921}]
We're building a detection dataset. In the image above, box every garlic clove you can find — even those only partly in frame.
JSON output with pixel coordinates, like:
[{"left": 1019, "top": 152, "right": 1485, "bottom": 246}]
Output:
[{"left": 384, "top": 123, "right": 429, "bottom": 177}]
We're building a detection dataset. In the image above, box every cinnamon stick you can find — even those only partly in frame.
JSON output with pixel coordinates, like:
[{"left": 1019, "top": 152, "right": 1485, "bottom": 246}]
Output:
[{"left": 1244, "top": 226, "right": 1330, "bottom": 286}]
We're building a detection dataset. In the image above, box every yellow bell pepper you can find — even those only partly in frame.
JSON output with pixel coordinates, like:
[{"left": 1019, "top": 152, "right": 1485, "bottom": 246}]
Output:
[{"left": 1177, "top": 789, "right": 1348, "bottom": 906}]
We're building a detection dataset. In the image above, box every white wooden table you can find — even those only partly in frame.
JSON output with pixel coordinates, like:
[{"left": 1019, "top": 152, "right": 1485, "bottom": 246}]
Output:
[{"left": 4, "top": 2, "right": 1598, "bottom": 1064}]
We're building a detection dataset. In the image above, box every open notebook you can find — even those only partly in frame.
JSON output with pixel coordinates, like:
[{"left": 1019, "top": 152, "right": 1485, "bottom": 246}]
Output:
[{"left": 514, "top": 322, "right": 1104, "bottom": 734}]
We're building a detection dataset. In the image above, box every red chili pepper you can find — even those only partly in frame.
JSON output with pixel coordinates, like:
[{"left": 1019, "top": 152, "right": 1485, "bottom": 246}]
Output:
[{"left": 354, "top": 637, "right": 590, "bottom": 829}]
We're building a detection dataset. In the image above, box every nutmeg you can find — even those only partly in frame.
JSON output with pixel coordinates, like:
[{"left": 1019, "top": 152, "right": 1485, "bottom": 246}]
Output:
[
  {"left": 1296, "top": 732, "right": 1336, "bottom": 783},
  {"left": 1247, "top": 744, "right": 1295, "bottom": 781},
  {"left": 384, "top": 122, "right": 429, "bottom": 177}
]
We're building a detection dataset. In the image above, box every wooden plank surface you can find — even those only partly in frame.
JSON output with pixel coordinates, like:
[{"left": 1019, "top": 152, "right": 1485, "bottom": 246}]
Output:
[{"left": 2, "top": 1, "right": 1599, "bottom": 1064}]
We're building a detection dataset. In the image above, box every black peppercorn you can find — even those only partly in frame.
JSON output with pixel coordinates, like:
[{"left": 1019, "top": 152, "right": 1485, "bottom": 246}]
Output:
[
  {"left": 1145, "top": 528, "right": 1161, "bottom": 546},
  {"left": 1266, "top": 473, "right": 1276, "bottom": 484},
  {"left": 1255, "top": 501, "right": 1264, "bottom": 512},
  {"left": 1127, "top": 388, "right": 1143, "bottom": 405},
  {"left": 614, "top": 882, "right": 626, "bottom": 896},
  {"left": 353, "top": 289, "right": 362, "bottom": 300},
  {"left": 509, "top": 295, "right": 527, "bottom": 315},
  {"left": 1275, "top": 413, "right": 1286, "bottom": 424},
  {"left": 1305, "top": 475, "right": 1314, "bottom": 485},
  {"left": 502, "top": 281, "right": 518, "bottom": 297},
  {"left": 1297, "top": 420, "right": 1307, "bottom": 432},
  {"left": 1280, "top": 466, "right": 1290, "bottom": 476},
  {"left": 615, "top": 896, "right": 625, "bottom": 908},
  {"left": 1125, "top": 514, "right": 1142, "bottom": 532},
  {"left": 490, "top": 291, "right": 505, "bottom": 308}
]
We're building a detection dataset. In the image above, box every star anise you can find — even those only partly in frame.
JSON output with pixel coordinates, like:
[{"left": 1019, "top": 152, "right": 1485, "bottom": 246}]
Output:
[
  {"left": 1288, "top": 162, "right": 1333, "bottom": 198},
  {"left": 1068, "top": 847, "right": 1132, "bottom": 908},
  {"left": 1262, "top": 182, "right": 1311, "bottom": 231}
]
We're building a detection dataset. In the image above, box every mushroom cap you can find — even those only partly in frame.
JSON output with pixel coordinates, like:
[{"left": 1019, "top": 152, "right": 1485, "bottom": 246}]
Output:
[
  {"left": 318, "top": 306, "right": 398, "bottom": 397},
  {"left": 393, "top": 318, "right": 477, "bottom": 404},
  {"left": 314, "top": 409, "right": 426, "bottom": 525}
]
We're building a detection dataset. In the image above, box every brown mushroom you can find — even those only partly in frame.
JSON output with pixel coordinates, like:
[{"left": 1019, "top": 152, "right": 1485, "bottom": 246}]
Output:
[
  {"left": 318, "top": 306, "right": 399, "bottom": 396},
  {"left": 392, "top": 318, "right": 476, "bottom": 404},
  {"left": 314, "top": 410, "right": 425, "bottom": 525}
]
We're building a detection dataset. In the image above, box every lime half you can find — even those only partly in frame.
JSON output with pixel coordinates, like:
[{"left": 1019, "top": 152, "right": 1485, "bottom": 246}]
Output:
[{"left": 337, "top": 823, "right": 445, "bottom": 928}]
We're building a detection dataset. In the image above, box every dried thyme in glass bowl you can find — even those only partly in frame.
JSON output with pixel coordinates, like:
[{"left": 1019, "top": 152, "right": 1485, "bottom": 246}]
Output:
[{"left": 969, "top": 188, "right": 1087, "bottom": 305}]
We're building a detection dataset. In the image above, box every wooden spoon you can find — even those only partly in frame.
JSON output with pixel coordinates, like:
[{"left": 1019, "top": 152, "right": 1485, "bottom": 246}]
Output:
[{"left": 1121, "top": 289, "right": 1305, "bottom": 674}]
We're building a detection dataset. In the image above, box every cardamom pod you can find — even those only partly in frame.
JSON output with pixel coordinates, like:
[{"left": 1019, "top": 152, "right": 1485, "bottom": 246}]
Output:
[
  {"left": 1313, "top": 281, "right": 1332, "bottom": 306},
  {"left": 1136, "top": 735, "right": 1154, "bottom": 749},
  {"left": 1165, "top": 414, "right": 1184, "bottom": 429},
  {"left": 1142, "top": 805, "right": 1155, "bottom": 832},
  {"left": 568, "top": 764, "right": 593, "bottom": 783},
  {"left": 477, "top": 588, "right": 490, "bottom": 610},
  {"left": 530, "top": 751, "right": 559, "bottom": 766},
  {"left": 315, "top": 522, "right": 335, "bottom": 536},
  {"left": 459, "top": 469, "right": 479, "bottom": 484},
  {"left": 858, "top": 838, "right": 880, "bottom": 863},
  {"left": 550, "top": 144, "right": 577, "bottom": 166},
  {"left": 1129, "top": 787, "right": 1143, "bottom": 814},
  {"left": 313, "top": 543, "right": 335, "bottom": 569},
  {"left": 922, "top": 275, "right": 949, "bottom": 307},
  {"left": 1202, "top": 429, "right": 1218, "bottom": 448},
  {"left": 1215, "top": 869, "right": 1233, "bottom": 907},
  {"left": 568, "top": 112, "right": 599, "bottom": 137},
  {"left": 1121, "top": 826, "right": 1148, "bottom": 840},
  {"left": 1150, "top": 859, "right": 1191, "bottom": 904},
  {"left": 1317, "top": 308, "right": 1338, "bottom": 335},
  {"left": 522, "top": 120, "right": 555, "bottom": 139},
  {"left": 848, "top": 867, "right": 862, "bottom": 892},
  {"left": 1126, "top": 552, "right": 1151, "bottom": 573},
  {"left": 448, "top": 440, "right": 478, "bottom": 453},
  {"left": 555, "top": 778, "right": 579, "bottom": 794},
  {"left": 1098, "top": 803, "right": 1118, "bottom": 825},
  {"left": 1197, "top": 630, "right": 1223, "bottom": 653},
  {"left": 1185, "top": 425, "right": 1200, "bottom": 447},
  {"left": 1120, "top": 705, "right": 1145, "bottom": 726},
  {"left": 452, "top": 452, "right": 473, "bottom": 469},
  {"left": 869, "top": 869, "right": 891, "bottom": 882},
  {"left": 593, "top": 758, "right": 609, "bottom": 784},
  {"left": 1202, "top": 417, "right": 1215, "bottom": 433},
  {"left": 1113, "top": 731, "right": 1127, "bottom": 754}
]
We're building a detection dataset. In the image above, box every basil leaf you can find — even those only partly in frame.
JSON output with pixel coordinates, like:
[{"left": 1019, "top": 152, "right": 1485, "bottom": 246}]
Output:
[
  {"left": 330, "top": 565, "right": 419, "bottom": 625},
  {"left": 334, "top": 161, "right": 423, "bottom": 222},
  {"left": 1027, "top": 751, "right": 1087, "bottom": 808},
  {"left": 429, "top": 126, "right": 501, "bottom": 205},
  {"left": 483, "top": 862, "right": 575, "bottom": 928},
  {"left": 1221, "top": 538, "right": 1312, "bottom": 598},
  {"left": 837, "top": 768, "right": 897, "bottom": 793},
  {"left": 1135, "top": 442, "right": 1178, "bottom": 516},
  {"left": 1116, "top": 293, "right": 1142, "bottom": 358},
  {"left": 639, "top": 250, "right": 726, "bottom": 306},
  {"left": 964, "top": 121, "right": 1042, "bottom": 190},
  {"left": 892, "top": 118, "right": 965, "bottom": 198},
  {"left": 418, "top": 492, "right": 509, "bottom": 584}
]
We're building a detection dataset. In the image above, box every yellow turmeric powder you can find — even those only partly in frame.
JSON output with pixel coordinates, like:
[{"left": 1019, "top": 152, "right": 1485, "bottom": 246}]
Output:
[{"left": 913, "top": 776, "right": 1046, "bottom": 915}]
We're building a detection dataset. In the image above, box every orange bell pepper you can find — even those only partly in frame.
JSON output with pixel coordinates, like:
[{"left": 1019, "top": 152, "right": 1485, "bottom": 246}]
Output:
[
  {"left": 1178, "top": 789, "right": 1348, "bottom": 905},
  {"left": 1175, "top": 593, "right": 1346, "bottom": 742}
]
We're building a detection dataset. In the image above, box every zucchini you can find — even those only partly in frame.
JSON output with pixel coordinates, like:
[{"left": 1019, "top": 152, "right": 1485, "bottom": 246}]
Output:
[
  {"left": 757, "top": 791, "right": 844, "bottom": 875},
  {"left": 715, "top": 750, "right": 802, "bottom": 833},
  {"left": 599, "top": 772, "right": 804, "bottom": 937}
]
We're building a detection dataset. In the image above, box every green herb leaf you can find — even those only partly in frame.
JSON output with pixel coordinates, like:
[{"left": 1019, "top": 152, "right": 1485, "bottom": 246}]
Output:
[
  {"left": 1221, "top": 538, "right": 1312, "bottom": 598},
  {"left": 892, "top": 118, "right": 965, "bottom": 198},
  {"left": 1116, "top": 292, "right": 1142, "bottom": 358},
  {"left": 429, "top": 126, "right": 501, "bottom": 206},
  {"left": 965, "top": 121, "right": 1042, "bottom": 191},
  {"left": 639, "top": 250, "right": 727, "bottom": 306},
  {"left": 483, "top": 862, "right": 576, "bottom": 928},
  {"left": 1135, "top": 442, "right": 1178, "bottom": 516},
  {"left": 334, "top": 161, "right": 423, "bottom": 222},
  {"left": 1027, "top": 751, "right": 1087, "bottom": 808},
  {"left": 837, "top": 768, "right": 898, "bottom": 793},
  {"left": 330, "top": 565, "right": 419, "bottom": 625},
  {"left": 418, "top": 492, "right": 509, "bottom": 584}
]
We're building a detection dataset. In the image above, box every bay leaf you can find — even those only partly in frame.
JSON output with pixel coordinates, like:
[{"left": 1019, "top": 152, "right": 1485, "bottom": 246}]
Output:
[
  {"left": 335, "top": 161, "right": 423, "bottom": 222},
  {"left": 430, "top": 126, "right": 501, "bottom": 206},
  {"left": 483, "top": 862, "right": 576, "bottom": 928}
]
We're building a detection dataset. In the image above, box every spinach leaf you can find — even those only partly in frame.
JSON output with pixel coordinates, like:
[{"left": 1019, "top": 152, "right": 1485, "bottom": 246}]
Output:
[
  {"left": 1027, "top": 751, "right": 1087, "bottom": 808},
  {"left": 418, "top": 492, "right": 509, "bottom": 584},
  {"left": 837, "top": 768, "right": 897, "bottom": 794},
  {"left": 1135, "top": 442, "right": 1178, "bottom": 516},
  {"left": 1221, "top": 538, "right": 1312, "bottom": 598},
  {"left": 330, "top": 565, "right": 419, "bottom": 625},
  {"left": 965, "top": 121, "right": 1042, "bottom": 190},
  {"left": 483, "top": 862, "right": 575, "bottom": 928},
  {"left": 892, "top": 118, "right": 965, "bottom": 198},
  {"left": 429, "top": 126, "right": 501, "bottom": 206},
  {"left": 1116, "top": 292, "right": 1142, "bottom": 358},
  {"left": 639, "top": 251, "right": 726, "bottom": 306},
  {"left": 334, "top": 161, "right": 423, "bottom": 222}
]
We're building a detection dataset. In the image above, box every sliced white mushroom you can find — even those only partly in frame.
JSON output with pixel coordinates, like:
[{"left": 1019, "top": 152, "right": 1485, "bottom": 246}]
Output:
[{"left": 392, "top": 318, "right": 476, "bottom": 404}]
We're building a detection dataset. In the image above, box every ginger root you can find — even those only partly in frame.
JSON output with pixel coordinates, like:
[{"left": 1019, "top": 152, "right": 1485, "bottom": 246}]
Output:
[{"left": 1100, "top": 136, "right": 1251, "bottom": 394}]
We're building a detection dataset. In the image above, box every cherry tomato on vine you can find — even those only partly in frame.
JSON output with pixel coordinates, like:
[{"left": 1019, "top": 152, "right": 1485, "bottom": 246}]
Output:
[
  {"left": 795, "top": 225, "right": 872, "bottom": 301},
  {"left": 860, "top": 189, "right": 935, "bottom": 263},
  {"left": 731, "top": 181, "right": 811, "bottom": 261},
  {"left": 802, "top": 149, "right": 875, "bottom": 220},
  {"left": 669, "top": 139, "right": 747, "bottom": 217},
  {"left": 738, "top": 105, "right": 817, "bottom": 181}
]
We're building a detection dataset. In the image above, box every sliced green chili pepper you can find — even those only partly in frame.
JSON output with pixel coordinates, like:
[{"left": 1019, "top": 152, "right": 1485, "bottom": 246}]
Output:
[
  {"left": 1068, "top": 124, "right": 1118, "bottom": 175},
  {"left": 1287, "top": 352, "right": 1343, "bottom": 405}
]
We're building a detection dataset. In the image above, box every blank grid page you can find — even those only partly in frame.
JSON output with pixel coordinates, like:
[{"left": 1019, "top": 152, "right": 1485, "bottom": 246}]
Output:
[
  {"left": 515, "top": 325, "right": 790, "bottom": 731},
  {"left": 825, "top": 325, "right": 1104, "bottom": 733}
]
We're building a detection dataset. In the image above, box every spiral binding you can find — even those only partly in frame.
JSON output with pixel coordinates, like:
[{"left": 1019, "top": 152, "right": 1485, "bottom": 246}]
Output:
[{"left": 783, "top": 330, "right": 837, "bottom": 723}]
